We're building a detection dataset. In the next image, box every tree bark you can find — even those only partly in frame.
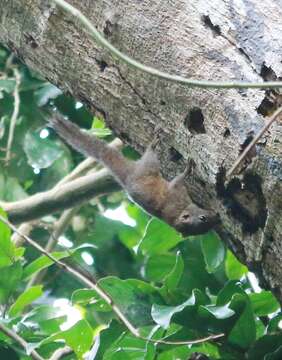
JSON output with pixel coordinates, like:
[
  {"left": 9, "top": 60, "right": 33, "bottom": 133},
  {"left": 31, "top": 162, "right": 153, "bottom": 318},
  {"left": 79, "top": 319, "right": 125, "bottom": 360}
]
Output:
[{"left": 0, "top": 0, "right": 281, "bottom": 301}]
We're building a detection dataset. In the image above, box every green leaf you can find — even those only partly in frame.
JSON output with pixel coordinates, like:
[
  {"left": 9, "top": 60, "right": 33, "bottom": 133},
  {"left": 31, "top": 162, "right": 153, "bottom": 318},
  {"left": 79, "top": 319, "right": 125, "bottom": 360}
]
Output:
[
  {"left": 0, "top": 171, "right": 5, "bottom": 199},
  {"left": 84, "top": 214, "right": 126, "bottom": 247},
  {"left": 0, "top": 79, "right": 15, "bottom": 93},
  {"left": 34, "top": 83, "right": 62, "bottom": 106},
  {"left": 217, "top": 281, "right": 246, "bottom": 306},
  {"left": 0, "top": 262, "right": 22, "bottom": 304},
  {"left": 255, "top": 318, "right": 266, "bottom": 339},
  {"left": 200, "top": 231, "right": 225, "bottom": 273},
  {"left": 38, "top": 148, "right": 73, "bottom": 188},
  {"left": 151, "top": 292, "right": 196, "bottom": 329},
  {"left": 72, "top": 289, "right": 98, "bottom": 304},
  {"left": 225, "top": 250, "right": 248, "bottom": 280},
  {"left": 0, "top": 343, "right": 19, "bottom": 359},
  {"left": 178, "top": 239, "right": 220, "bottom": 294},
  {"left": 136, "top": 218, "right": 182, "bottom": 255},
  {"left": 104, "top": 330, "right": 156, "bottom": 360},
  {"left": 72, "top": 289, "right": 111, "bottom": 312},
  {"left": 9, "top": 285, "right": 43, "bottom": 317},
  {"left": 268, "top": 313, "right": 282, "bottom": 333},
  {"left": 14, "top": 247, "right": 25, "bottom": 259},
  {"left": 42, "top": 320, "right": 93, "bottom": 359},
  {"left": 19, "top": 79, "right": 47, "bottom": 92},
  {"left": 228, "top": 294, "right": 256, "bottom": 349},
  {"left": 24, "top": 130, "right": 63, "bottom": 169},
  {"left": 249, "top": 291, "right": 280, "bottom": 316},
  {"left": 160, "top": 251, "right": 184, "bottom": 298},
  {"left": 93, "top": 321, "right": 124, "bottom": 360},
  {"left": 91, "top": 117, "right": 112, "bottom": 137},
  {"left": 126, "top": 203, "right": 149, "bottom": 231},
  {"left": 126, "top": 279, "right": 157, "bottom": 294},
  {"left": 23, "top": 250, "right": 70, "bottom": 280},
  {"left": 22, "top": 305, "right": 67, "bottom": 335},
  {"left": 248, "top": 334, "right": 282, "bottom": 360},
  {"left": 100, "top": 277, "right": 159, "bottom": 327},
  {"left": 92, "top": 117, "right": 105, "bottom": 129},
  {"left": 199, "top": 303, "right": 235, "bottom": 319},
  {"left": 0, "top": 208, "right": 15, "bottom": 268},
  {"left": 144, "top": 254, "right": 177, "bottom": 282},
  {"left": 158, "top": 346, "right": 191, "bottom": 360},
  {"left": 164, "top": 251, "right": 184, "bottom": 291},
  {"left": 23, "top": 244, "right": 96, "bottom": 280},
  {"left": 158, "top": 343, "right": 220, "bottom": 360},
  {"left": 4, "top": 177, "right": 28, "bottom": 202},
  {"left": 265, "top": 346, "right": 282, "bottom": 360},
  {"left": 23, "top": 304, "right": 64, "bottom": 323},
  {"left": 119, "top": 227, "right": 142, "bottom": 250}
]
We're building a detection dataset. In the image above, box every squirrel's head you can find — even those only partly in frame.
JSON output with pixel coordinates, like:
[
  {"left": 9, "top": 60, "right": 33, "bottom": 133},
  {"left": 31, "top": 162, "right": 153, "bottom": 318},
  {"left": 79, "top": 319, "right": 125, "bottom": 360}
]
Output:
[{"left": 174, "top": 204, "right": 220, "bottom": 236}]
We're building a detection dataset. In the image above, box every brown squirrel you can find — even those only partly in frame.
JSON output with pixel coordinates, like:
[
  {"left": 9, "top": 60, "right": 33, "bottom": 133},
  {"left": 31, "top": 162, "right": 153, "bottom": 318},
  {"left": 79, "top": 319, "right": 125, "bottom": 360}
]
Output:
[{"left": 49, "top": 114, "right": 220, "bottom": 236}]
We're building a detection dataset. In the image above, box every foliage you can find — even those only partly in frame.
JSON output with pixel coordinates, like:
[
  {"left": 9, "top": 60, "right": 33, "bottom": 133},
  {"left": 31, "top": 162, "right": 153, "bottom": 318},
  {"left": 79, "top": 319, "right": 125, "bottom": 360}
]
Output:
[{"left": 0, "top": 45, "right": 281, "bottom": 360}]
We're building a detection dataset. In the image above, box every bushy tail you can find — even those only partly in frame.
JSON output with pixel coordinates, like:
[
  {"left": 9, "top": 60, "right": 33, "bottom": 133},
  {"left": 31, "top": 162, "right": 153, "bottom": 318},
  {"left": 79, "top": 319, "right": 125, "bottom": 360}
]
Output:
[
  {"left": 49, "top": 114, "right": 133, "bottom": 184},
  {"left": 49, "top": 114, "right": 105, "bottom": 160}
]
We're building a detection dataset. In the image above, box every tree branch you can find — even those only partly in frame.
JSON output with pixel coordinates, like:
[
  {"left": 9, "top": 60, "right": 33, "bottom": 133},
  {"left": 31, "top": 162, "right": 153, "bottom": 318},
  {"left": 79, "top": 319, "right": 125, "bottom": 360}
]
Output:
[
  {"left": 0, "top": 322, "right": 44, "bottom": 360},
  {"left": 49, "top": 346, "right": 72, "bottom": 360},
  {"left": 27, "top": 206, "right": 80, "bottom": 288},
  {"left": 227, "top": 105, "right": 282, "bottom": 178},
  {"left": 0, "top": 168, "right": 120, "bottom": 224},
  {"left": 5, "top": 66, "right": 20, "bottom": 163},
  {"left": 0, "top": 137, "right": 123, "bottom": 224}
]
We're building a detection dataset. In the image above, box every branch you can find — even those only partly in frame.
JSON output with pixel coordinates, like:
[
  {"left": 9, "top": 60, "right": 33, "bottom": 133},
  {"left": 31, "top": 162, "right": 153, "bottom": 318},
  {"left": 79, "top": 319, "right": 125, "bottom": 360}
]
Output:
[
  {"left": 0, "top": 322, "right": 44, "bottom": 360},
  {"left": 5, "top": 67, "right": 21, "bottom": 163},
  {"left": 0, "top": 215, "right": 224, "bottom": 345},
  {"left": 27, "top": 206, "right": 80, "bottom": 288},
  {"left": 0, "top": 168, "right": 120, "bottom": 224},
  {"left": 49, "top": 346, "right": 72, "bottom": 360},
  {"left": 0, "top": 136, "right": 123, "bottom": 224},
  {"left": 227, "top": 105, "right": 282, "bottom": 178},
  {"left": 52, "top": 0, "right": 282, "bottom": 89},
  {"left": 12, "top": 222, "right": 34, "bottom": 246}
]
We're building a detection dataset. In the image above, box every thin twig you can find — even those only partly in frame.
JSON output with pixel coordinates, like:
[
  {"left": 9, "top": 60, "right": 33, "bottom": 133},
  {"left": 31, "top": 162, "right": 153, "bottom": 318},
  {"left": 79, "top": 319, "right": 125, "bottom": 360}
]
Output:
[
  {"left": 49, "top": 346, "right": 72, "bottom": 360},
  {"left": 5, "top": 67, "right": 21, "bottom": 163},
  {"left": 52, "top": 0, "right": 282, "bottom": 89},
  {"left": 0, "top": 322, "right": 44, "bottom": 360},
  {"left": 27, "top": 206, "right": 80, "bottom": 288},
  {"left": 12, "top": 222, "right": 34, "bottom": 247},
  {"left": 0, "top": 214, "right": 224, "bottom": 345},
  {"left": 227, "top": 106, "right": 282, "bottom": 178},
  {"left": 56, "top": 157, "right": 96, "bottom": 187}
]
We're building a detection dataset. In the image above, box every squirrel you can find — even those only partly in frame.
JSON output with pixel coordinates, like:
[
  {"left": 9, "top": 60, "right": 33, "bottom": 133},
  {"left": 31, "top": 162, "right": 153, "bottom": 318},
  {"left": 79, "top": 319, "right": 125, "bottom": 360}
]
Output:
[{"left": 49, "top": 114, "right": 220, "bottom": 236}]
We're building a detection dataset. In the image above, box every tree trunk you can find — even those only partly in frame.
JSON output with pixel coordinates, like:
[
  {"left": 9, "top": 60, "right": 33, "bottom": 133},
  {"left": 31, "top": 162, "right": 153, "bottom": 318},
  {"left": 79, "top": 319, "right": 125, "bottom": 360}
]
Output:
[{"left": 0, "top": 0, "right": 281, "bottom": 301}]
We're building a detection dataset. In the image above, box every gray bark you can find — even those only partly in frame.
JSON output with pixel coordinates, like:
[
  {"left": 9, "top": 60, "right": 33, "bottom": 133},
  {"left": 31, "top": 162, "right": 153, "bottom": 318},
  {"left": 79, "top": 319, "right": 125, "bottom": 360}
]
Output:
[{"left": 0, "top": 1, "right": 282, "bottom": 300}]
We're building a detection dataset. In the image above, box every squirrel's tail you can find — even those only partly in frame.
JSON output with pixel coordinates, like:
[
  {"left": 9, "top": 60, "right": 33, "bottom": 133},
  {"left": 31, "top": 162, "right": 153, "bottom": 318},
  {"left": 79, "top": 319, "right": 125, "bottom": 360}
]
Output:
[{"left": 49, "top": 114, "right": 133, "bottom": 184}]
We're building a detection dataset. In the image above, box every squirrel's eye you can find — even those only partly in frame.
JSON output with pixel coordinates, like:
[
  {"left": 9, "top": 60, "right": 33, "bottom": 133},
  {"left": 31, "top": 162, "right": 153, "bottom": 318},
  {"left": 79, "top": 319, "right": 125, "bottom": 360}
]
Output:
[
  {"left": 182, "top": 213, "right": 190, "bottom": 220},
  {"left": 199, "top": 215, "right": 207, "bottom": 222}
]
